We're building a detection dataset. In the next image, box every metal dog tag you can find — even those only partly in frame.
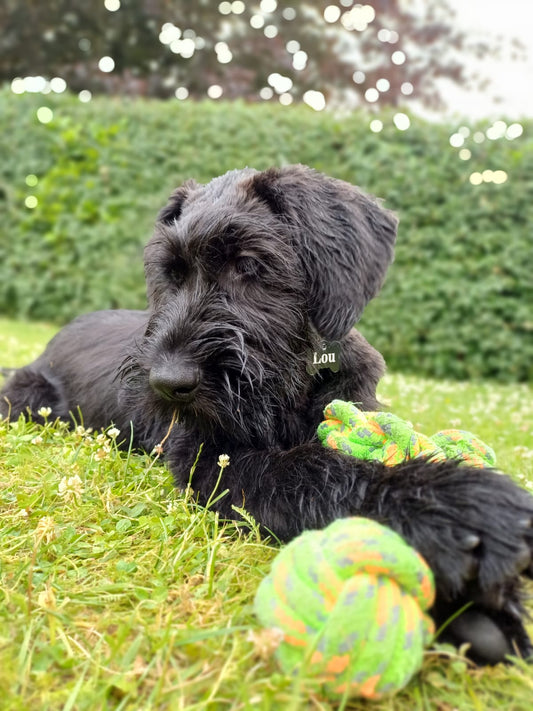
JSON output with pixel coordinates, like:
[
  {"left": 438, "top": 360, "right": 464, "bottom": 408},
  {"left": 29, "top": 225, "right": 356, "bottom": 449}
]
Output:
[{"left": 307, "top": 341, "right": 341, "bottom": 375}]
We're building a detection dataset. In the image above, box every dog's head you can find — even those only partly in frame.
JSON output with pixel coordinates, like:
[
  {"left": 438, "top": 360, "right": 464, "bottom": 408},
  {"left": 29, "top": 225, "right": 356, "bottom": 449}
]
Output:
[
  {"left": 137, "top": 165, "right": 397, "bottom": 441},
  {"left": 250, "top": 165, "right": 397, "bottom": 340}
]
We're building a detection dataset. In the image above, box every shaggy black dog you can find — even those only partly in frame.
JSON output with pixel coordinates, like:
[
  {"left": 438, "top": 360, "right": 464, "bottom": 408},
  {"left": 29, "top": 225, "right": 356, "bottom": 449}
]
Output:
[{"left": 1, "top": 165, "right": 532, "bottom": 664}]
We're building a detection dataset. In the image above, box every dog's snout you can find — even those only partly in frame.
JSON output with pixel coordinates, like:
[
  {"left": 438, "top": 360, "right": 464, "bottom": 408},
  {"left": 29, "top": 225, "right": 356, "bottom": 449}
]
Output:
[{"left": 149, "top": 363, "right": 200, "bottom": 403}]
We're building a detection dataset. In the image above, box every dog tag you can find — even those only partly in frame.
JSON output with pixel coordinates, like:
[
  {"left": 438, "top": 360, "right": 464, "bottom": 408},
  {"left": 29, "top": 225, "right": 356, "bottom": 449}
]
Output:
[{"left": 307, "top": 341, "right": 341, "bottom": 375}]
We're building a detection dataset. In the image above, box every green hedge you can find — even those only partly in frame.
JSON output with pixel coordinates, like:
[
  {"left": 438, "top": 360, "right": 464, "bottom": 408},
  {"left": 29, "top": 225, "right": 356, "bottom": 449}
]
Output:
[{"left": 0, "top": 90, "right": 532, "bottom": 381}]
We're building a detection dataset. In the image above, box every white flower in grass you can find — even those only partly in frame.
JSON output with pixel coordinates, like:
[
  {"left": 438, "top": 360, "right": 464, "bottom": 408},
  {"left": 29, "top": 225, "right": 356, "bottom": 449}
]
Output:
[
  {"left": 35, "top": 515, "right": 57, "bottom": 543},
  {"left": 95, "top": 445, "right": 111, "bottom": 461},
  {"left": 31, "top": 435, "right": 44, "bottom": 445},
  {"left": 37, "top": 406, "right": 52, "bottom": 418},
  {"left": 37, "top": 585, "right": 57, "bottom": 610},
  {"left": 107, "top": 427, "right": 120, "bottom": 439},
  {"left": 58, "top": 473, "right": 84, "bottom": 503},
  {"left": 217, "top": 454, "right": 230, "bottom": 469}
]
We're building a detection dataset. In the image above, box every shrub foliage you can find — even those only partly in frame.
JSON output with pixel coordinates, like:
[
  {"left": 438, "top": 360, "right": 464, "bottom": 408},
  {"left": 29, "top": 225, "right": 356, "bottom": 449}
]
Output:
[{"left": 0, "top": 91, "right": 531, "bottom": 381}]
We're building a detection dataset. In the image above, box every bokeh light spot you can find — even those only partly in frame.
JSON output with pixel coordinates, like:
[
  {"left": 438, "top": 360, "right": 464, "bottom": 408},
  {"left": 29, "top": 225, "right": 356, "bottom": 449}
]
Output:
[
  {"left": 36, "top": 107, "right": 53, "bottom": 124},
  {"left": 25, "top": 196, "right": 38, "bottom": 209},
  {"left": 98, "top": 56, "right": 115, "bottom": 73},
  {"left": 25, "top": 174, "right": 38, "bottom": 187},
  {"left": 393, "top": 112, "right": 410, "bottom": 130},
  {"left": 506, "top": 123, "right": 523, "bottom": 140},
  {"left": 268, "top": 73, "right": 293, "bottom": 93},
  {"left": 324, "top": 6, "right": 341, "bottom": 23},
  {"left": 279, "top": 93, "right": 293, "bottom": 106},
  {"left": 251, "top": 14, "right": 265, "bottom": 29},
  {"left": 260, "top": 0, "right": 278, "bottom": 12},
  {"left": 449, "top": 133, "right": 464, "bottom": 148},
  {"left": 364, "top": 88, "right": 379, "bottom": 103},
  {"left": 207, "top": 84, "right": 223, "bottom": 99},
  {"left": 492, "top": 170, "right": 508, "bottom": 184},
  {"left": 79, "top": 90, "right": 92, "bottom": 103},
  {"left": 459, "top": 149, "right": 471, "bottom": 160},
  {"left": 286, "top": 40, "right": 300, "bottom": 53},
  {"left": 292, "top": 50, "right": 308, "bottom": 71},
  {"left": 50, "top": 77, "right": 67, "bottom": 93},
  {"left": 469, "top": 172, "right": 483, "bottom": 185},
  {"left": 11, "top": 78, "right": 25, "bottom": 94},
  {"left": 391, "top": 50, "right": 406, "bottom": 65},
  {"left": 104, "top": 0, "right": 121, "bottom": 11},
  {"left": 303, "top": 90, "right": 326, "bottom": 111},
  {"left": 370, "top": 119, "right": 383, "bottom": 133}
]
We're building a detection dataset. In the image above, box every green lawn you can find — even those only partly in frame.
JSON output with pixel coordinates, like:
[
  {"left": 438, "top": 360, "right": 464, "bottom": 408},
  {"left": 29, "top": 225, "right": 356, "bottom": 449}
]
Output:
[{"left": 1, "top": 319, "right": 532, "bottom": 710}]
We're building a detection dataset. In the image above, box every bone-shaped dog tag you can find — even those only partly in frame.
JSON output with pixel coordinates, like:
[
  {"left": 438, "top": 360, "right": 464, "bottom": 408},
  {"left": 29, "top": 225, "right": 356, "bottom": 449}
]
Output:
[{"left": 307, "top": 341, "right": 341, "bottom": 375}]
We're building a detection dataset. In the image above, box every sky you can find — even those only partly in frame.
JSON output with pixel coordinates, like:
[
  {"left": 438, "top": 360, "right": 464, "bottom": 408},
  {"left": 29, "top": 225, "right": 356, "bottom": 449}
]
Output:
[{"left": 442, "top": 0, "right": 533, "bottom": 120}]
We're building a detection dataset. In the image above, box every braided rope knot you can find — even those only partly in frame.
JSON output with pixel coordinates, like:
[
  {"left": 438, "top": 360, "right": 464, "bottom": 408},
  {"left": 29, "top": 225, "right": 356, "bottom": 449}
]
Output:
[{"left": 317, "top": 400, "right": 496, "bottom": 469}]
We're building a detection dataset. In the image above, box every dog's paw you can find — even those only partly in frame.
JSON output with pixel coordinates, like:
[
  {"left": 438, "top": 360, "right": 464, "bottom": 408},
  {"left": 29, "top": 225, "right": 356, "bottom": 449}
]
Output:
[
  {"left": 434, "top": 601, "right": 533, "bottom": 665},
  {"left": 380, "top": 460, "right": 533, "bottom": 605}
]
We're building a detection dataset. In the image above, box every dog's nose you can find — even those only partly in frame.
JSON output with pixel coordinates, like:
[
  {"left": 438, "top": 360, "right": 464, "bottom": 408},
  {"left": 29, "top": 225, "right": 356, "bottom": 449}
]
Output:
[{"left": 149, "top": 363, "right": 200, "bottom": 403}]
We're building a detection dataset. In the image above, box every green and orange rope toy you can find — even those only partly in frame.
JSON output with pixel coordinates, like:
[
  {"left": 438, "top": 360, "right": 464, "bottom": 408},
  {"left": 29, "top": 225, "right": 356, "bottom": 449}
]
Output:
[
  {"left": 317, "top": 399, "right": 496, "bottom": 469},
  {"left": 254, "top": 401, "right": 496, "bottom": 700}
]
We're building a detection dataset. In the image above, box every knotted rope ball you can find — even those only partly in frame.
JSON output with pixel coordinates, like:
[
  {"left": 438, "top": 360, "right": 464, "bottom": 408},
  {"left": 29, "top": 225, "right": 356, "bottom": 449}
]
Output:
[
  {"left": 317, "top": 400, "right": 496, "bottom": 469},
  {"left": 254, "top": 517, "right": 435, "bottom": 699}
]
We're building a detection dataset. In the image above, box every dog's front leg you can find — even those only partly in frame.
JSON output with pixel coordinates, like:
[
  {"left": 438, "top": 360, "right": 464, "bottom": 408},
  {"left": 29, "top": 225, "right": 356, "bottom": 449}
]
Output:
[{"left": 168, "top": 437, "right": 533, "bottom": 663}]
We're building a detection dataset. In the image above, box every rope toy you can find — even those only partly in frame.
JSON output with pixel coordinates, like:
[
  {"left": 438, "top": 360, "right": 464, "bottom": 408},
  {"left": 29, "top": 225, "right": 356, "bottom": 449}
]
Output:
[
  {"left": 317, "top": 400, "right": 496, "bottom": 469},
  {"left": 254, "top": 517, "right": 435, "bottom": 699}
]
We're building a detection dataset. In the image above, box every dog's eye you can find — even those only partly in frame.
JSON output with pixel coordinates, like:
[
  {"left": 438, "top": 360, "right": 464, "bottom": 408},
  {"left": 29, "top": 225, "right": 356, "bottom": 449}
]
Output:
[
  {"left": 234, "top": 255, "right": 261, "bottom": 278},
  {"left": 165, "top": 258, "right": 188, "bottom": 287}
]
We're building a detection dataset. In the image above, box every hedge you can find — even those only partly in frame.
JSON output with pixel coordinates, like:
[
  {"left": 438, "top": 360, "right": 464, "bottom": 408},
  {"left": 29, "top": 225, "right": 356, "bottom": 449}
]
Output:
[{"left": 0, "top": 90, "right": 532, "bottom": 381}]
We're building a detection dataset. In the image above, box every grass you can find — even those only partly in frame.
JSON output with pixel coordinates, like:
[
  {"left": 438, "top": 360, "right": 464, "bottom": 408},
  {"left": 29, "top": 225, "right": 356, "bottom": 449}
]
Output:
[{"left": 1, "top": 319, "right": 532, "bottom": 710}]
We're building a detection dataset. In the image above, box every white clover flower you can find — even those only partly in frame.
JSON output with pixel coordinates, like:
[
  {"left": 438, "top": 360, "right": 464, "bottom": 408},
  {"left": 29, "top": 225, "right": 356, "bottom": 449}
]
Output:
[
  {"left": 37, "top": 406, "right": 52, "bottom": 418},
  {"left": 31, "top": 435, "right": 44, "bottom": 445},
  {"left": 37, "top": 585, "right": 57, "bottom": 610},
  {"left": 166, "top": 500, "right": 179, "bottom": 514},
  {"left": 107, "top": 427, "right": 120, "bottom": 439},
  {"left": 35, "top": 515, "right": 56, "bottom": 543},
  {"left": 217, "top": 454, "right": 230, "bottom": 469},
  {"left": 95, "top": 445, "right": 111, "bottom": 461},
  {"left": 58, "top": 473, "right": 84, "bottom": 503}
]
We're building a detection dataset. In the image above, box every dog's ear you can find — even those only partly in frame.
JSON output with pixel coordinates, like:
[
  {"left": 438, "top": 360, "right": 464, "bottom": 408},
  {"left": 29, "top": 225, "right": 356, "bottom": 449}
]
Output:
[
  {"left": 251, "top": 165, "right": 397, "bottom": 340},
  {"left": 157, "top": 179, "right": 198, "bottom": 224}
]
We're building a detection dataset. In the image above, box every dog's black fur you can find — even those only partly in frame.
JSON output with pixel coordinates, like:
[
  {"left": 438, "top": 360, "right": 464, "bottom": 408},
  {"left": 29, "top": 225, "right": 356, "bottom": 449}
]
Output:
[{"left": 1, "top": 165, "right": 532, "bottom": 665}]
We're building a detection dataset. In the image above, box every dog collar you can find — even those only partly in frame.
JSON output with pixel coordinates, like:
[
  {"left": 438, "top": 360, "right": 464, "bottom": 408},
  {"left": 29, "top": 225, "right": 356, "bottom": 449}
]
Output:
[{"left": 307, "top": 340, "right": 341, "bottom": 375}]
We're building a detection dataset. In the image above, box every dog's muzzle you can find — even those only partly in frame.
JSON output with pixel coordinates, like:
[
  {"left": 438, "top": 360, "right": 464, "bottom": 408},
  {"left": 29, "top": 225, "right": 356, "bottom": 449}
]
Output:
[{"left": 149, "top": 362, "right": 201, "bottom": 403}]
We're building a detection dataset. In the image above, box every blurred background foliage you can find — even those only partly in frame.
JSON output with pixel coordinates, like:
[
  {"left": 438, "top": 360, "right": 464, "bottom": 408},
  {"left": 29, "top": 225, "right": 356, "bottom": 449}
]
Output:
[
  {"left": 1, "top": 0, "right": 522, "bottom": 109},
  {"left": 0, "top": 1, "right": 531, "bottom": 383},
  {"left": 0, "top": 91, "right": 531, "bottom": 381}
]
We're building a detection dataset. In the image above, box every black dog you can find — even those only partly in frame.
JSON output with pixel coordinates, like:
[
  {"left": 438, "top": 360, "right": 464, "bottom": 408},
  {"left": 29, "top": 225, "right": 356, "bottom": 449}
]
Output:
[{"left": 1, "top": 165, "right": 532, "bottom": 664}]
